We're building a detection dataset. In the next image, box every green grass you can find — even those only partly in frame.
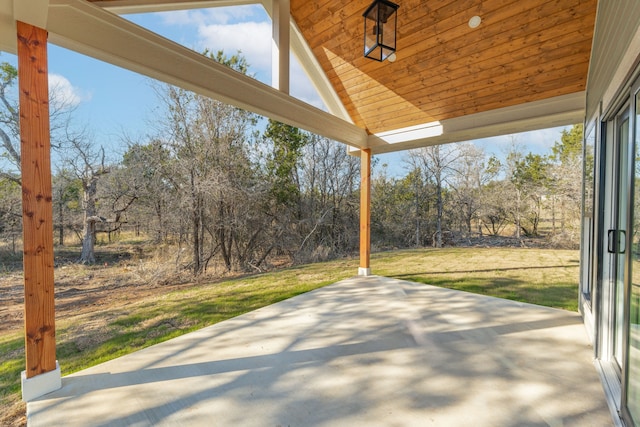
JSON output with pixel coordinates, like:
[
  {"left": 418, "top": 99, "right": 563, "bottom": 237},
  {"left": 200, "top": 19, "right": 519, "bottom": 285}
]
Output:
[
  {"left": 0, "top": 333, "right": 24, "bottom": 397},
  {"left": 0, "top": 247, "right": 579, "bottom": 424},
  {"left": 372, "top": 247, "right": 580, "bottom": 311}
]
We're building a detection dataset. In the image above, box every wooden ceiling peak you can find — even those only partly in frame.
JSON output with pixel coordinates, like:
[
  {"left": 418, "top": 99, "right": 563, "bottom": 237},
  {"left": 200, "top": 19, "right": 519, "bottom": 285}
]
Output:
[{"left": 291, "top": 0, "right": 597, "bottom": 135}]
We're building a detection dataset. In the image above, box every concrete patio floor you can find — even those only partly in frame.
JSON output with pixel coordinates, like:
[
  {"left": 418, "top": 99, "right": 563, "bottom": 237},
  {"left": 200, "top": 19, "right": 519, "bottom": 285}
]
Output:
[{"left": 27, "top": 276, "right": 612, "bottom": 426}]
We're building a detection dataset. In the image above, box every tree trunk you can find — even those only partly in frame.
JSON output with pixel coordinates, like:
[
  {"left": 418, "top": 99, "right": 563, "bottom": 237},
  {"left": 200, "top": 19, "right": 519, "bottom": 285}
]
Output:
[
  {"left": 154, "top": 200, "right": 163, "bottom": 242},
  {"left": 515, "top": 188, "right": 521, "bottom": 240},
  {"left": 435, "top": 177, "right": 443, "bottom": 248},
  {"left": 551, "top": 195, "right": 556, "bottom": 233},
  {"left": 192, "top": 212, "right": 200, "bottom": 275},
  {"left": 192, "top": 203, "right": 201, "bottom": 275},
  {"left": 58, "top": 200, "right": 64, "bottom": 246},
  {"left": 218, "top": 200, "right": 232, "bottom": 271},
  {"left": 80, "top": 218, "right": 97, "bottom": 263},
  {"left": 79, "top": 177, "right": 99, "bottom": 263}
]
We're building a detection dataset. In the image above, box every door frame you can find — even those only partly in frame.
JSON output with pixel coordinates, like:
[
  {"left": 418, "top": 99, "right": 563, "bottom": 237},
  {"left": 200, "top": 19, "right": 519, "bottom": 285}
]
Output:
[
  {"left": 620, "top": 77, "right": 640, "bottom": 427},
  {"left": 595, "top": 95, "right": 633, "bottom": 415}
]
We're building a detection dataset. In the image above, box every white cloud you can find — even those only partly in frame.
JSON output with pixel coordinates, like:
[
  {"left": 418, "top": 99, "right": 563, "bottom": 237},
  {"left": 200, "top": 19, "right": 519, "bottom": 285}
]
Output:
[
  {"left": 159, "top": 6, "right": 266, "bottom": 27},
  {"left": 472, "top": 125, "right": 571, "bottom": 157},
  {"left": 526, "top": 126, "right": 569, "bottom": 149},
  {"left": 159, "top": 10, "right": 199, "bottom": 26},
  {"left": 197, "top": 21, "right": 272, "bottom": 73},
  {"left": 48, "top": 73, "right": 88, "bottom": 107}
]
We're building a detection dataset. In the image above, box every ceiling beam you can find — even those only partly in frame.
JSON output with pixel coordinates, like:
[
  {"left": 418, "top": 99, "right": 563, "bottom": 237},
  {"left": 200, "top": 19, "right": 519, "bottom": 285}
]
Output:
[
  {"left": 39, "top": 0, "right": 367, "bottom": 147},
  {"left": 93, "top": 0, "right": 255, "bottom": 14},
  {"left": 271, "top": 0, "right": 289, "bottom": 94},
  {"left": 353, "top": 92, "right": 586, "bottom": 155},
  {"left": 0, "top": 0, "right": 16, "bottom": 53}
]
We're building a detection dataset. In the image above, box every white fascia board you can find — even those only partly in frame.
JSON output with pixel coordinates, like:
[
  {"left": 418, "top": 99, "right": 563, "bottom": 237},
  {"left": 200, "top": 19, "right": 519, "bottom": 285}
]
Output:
[
  {"left": 95, "top": 0, "right": 255, "bottom": 15},
  {"left": 44, "top": 0, "right": 367, "bottom": 147},
  {"left": 358, "top": 92, "right": 586, "bottom": 155}
]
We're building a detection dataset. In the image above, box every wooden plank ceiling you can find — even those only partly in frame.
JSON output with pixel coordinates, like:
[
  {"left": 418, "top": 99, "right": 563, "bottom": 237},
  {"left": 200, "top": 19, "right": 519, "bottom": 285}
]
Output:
[{"left": 290, "top": 0, "right": 597, "bottom": 135}]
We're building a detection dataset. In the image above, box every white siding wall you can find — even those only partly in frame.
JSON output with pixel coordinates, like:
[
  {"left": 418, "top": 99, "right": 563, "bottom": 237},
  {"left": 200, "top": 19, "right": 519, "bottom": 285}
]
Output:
[{"left": 586, "top": 0, "right": 640, "bottom": 120}]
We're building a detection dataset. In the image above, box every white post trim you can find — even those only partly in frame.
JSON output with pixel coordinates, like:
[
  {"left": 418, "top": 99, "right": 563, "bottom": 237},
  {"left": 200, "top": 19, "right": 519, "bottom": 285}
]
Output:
[{"left": 22, "top": 361, "right": 61, "bottom": 402}]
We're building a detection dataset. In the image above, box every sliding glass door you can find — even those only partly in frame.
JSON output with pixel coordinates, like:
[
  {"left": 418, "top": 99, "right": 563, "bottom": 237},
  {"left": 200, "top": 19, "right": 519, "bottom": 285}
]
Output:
[{"left": 626, "top": 88, "right": 640, "bottom": 427}]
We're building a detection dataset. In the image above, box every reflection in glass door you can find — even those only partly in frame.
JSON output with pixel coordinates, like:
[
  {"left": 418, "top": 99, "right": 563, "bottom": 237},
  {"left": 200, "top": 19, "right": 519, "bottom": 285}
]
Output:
[{"left": 627, "top": 91, "right": 640, "bottom": 426}]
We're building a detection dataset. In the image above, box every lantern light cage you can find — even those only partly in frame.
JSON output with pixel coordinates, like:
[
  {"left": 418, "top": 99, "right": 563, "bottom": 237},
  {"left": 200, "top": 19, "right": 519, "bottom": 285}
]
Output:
[{"left": 363, "top": 0, "right": 399, "bottom": 62}]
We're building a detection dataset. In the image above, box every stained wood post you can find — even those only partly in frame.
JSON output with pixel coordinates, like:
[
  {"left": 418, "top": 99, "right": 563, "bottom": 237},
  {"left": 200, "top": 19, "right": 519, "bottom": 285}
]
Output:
[
  {"left": 359, "top": 148, "right": 371, "bottom": 276},
  {"left": 17, "top": 21, "right": 57, "bottom": 378}
]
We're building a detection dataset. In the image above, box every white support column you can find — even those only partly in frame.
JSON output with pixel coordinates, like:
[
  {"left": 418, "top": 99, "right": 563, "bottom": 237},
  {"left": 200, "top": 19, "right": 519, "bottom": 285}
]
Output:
[{"left": 272, "top": 0, "right": 290, "bottom": 94}]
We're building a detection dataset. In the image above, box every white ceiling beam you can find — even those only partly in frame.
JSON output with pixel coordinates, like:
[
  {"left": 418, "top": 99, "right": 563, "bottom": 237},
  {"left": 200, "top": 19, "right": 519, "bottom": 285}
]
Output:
[
  {"left": 350, "top": 92, "right": 586, "bottom": 155},
  {"left": 289, "top": 21, "right": 351, "bottom": 122},
  {"left": 14, "top": 0, "right": 49, "bottom": 28},
  {"left": 40, "top": 0, "right": 367, "bottom": 147},
  {"left": 271, "top": 0, "right": 289, "bottom": 94},
  {"left": 94, "top": 0, "right": 255, "bottom": 15},
  {"left": 0, "top": 0, "right": 16, "bottom": 53}
]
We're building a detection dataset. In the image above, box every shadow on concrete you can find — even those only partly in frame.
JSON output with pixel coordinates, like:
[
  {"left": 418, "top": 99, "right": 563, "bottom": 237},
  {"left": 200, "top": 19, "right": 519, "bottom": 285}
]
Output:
[{"left": 28, "top": 276, "right": 612, "bottom": 427}]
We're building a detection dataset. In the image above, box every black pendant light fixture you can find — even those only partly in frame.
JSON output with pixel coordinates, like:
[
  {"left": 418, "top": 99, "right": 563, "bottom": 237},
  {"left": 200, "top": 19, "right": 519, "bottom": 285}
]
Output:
[{"left": 363, "top": 0, "right": 399, "bottom": 62}]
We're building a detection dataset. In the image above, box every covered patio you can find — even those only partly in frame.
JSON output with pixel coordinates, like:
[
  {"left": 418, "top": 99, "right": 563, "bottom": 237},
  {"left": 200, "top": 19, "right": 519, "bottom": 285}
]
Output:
[
  {"left": 27, "top": 276, "right": 611, "bottom": 426},
  {"left": 0, "top": 0, "right": 622, "bottom": 424}
]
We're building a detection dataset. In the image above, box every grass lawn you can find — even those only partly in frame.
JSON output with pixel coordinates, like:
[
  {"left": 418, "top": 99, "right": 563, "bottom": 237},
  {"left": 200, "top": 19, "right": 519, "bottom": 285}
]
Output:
[
  {"left": 373, "top": 247, "right": 580, "bottom": 311},
  {"left": 0, "top": 247, "right": 579, "bottom": 425}
]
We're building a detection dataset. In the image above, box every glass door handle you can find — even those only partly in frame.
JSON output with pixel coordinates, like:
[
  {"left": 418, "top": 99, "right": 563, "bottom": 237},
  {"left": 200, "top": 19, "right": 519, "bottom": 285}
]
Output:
[{"left": 608, "top": 229, "right": 626, "bottom": 253}]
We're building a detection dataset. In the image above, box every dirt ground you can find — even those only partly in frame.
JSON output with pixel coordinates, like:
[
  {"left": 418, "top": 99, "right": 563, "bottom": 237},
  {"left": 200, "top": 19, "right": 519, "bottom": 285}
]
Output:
[
  {"left": 0, "top": 266, "right": 196, "bottom": 336},
  {"left": 0, "top": 244, "right": 213, "bottom": 427},
  {"left": 0, "top": 246, "right": 199, "bottom": 335}
]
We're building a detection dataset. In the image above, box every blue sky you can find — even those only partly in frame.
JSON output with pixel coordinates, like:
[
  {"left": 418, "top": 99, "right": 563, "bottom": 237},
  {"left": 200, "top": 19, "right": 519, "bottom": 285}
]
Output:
[{"left": 1, "top": 4, "right": 570, "bottom": 175}]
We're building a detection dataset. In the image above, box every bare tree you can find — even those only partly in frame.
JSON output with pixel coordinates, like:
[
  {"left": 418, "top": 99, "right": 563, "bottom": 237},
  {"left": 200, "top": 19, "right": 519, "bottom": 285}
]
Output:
[
  {"left": 479, "top": 180, "right": 511, "bottom": 236},
  {"left": 408, "top": 144, "right": 460, "bottom": 247},
  {"left": 0, "top": 177, "right": 21, "bottom": 253},
  {"left": 0, "top": 63, "right": 20, "bottom": 184},
  {"left": 503, "top": 141, "right": 525, "bottom": 239},
  {"left": 0, "top": 61, "right": 78, "bottom": 184},
  {"left": 52, "top": 169, "right": 81, "bottom": 246},
  {"left": 549, "top": 124, "right": 583, "bottom": 237},
  {"left": 61, "top": 129, "right": 109, "bottom": 263},
  {"left": 154, "top": 51, "right": 262, "bottom": 275},
  {"left": 120, "top": 140, "right": 175, "bottom": 242},
  {"left": 371, "top": 165, "right": 425, "bottom": 248},
  {"left": 298, "top": 134, "right": 360, "bottom": 259}
]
